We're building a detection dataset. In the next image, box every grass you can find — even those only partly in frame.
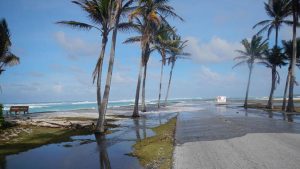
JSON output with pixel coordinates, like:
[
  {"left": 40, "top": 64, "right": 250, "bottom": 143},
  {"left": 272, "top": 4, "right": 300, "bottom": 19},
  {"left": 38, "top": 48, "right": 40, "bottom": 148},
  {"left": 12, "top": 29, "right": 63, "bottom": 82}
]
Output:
[
  {"left": 246, "top": 103, "right": 300, "bottom": 113},
  {"left": 0, "top": 126, "right": 93, "bottom": 157},
  {"left": 131, "top": 117, "right": 177, "bottom": 169}
]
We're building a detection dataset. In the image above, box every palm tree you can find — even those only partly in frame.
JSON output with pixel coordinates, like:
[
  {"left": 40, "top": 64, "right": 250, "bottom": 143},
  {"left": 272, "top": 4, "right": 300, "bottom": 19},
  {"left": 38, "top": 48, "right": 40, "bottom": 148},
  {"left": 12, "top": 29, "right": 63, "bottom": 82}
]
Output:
[
  {"left": 164, "top": 35, "right": 189, "bottom": 106},
  {"left": 129, "top": 0, "right": 183, "bottom": 116},
  {"left": 287, "top": 0, "right": 299, "bottom": 114},
  {"left": 57, "top": 0, "right": 112, "bottom": 132},
  {"left": 154, "top": 25, "right": 175, "bottom": 108},
  {"left": 98, "top": 0, "right": 134, "bottom": 132},
  {"left": 281, "top": 38, "right": 300, "bottom": 111},
  {"left": 253, "top": 0, "right": 291, "bottom": 47},
  {"left": 0, "top": 19, "right": 20, "bottom": 75},
  {"left": 260, "top": 46, "right": 287, "bottom": 109},
  {"left": 233, "top": 35, "right": 268, "bottom": 108},
  {"left": 58, "top": 0, "right": 133, "bottom": 133}
]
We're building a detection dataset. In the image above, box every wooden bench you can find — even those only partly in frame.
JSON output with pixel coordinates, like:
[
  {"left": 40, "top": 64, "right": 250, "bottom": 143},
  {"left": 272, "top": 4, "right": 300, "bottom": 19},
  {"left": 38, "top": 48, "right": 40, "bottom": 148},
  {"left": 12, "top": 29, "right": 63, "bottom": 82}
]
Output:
[{"left": 9, "top": 106, "right": 29, "bottom": 115}]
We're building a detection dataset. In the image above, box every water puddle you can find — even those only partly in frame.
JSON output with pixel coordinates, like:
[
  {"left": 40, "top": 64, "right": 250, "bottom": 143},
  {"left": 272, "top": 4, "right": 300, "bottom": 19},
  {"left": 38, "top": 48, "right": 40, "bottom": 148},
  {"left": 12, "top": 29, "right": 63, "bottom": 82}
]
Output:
[{"left": 1, "top": 113, "right": 176, "bottom": 169}]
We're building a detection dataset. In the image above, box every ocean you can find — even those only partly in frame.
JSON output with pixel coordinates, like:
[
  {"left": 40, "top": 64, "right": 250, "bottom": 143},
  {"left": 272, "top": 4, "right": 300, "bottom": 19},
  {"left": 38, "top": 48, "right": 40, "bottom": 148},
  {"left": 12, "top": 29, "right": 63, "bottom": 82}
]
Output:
[
  {"left": 3, "top": 98, "right": 193, "bottom": 113},
  {"left": 3, "top": 96, "right": 299, "bottom": 113}
]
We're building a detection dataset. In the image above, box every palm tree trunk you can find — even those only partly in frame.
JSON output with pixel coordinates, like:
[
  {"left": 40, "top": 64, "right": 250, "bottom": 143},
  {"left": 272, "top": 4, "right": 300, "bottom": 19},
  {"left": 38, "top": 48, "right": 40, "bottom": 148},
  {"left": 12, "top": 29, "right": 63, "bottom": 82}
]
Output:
[
  {"left": 133, "top": 42, "right": 149, "bottom": 117},
  {"left": 282, "top": 66, "right": 291, "bottom": 111},
  {"left": 141, "top": 63, "right": 148, "bottom": 112},
  {"left": 158, "top": 61, "right": 164, "bottom": 108},
  {"left": 164, "top": 61, "right": 175, "bottom": 106},
  {"left": 95, "top": 35, "right": 108, "bottom": 131},
  {"left": 275, "top": 26, "right": 279, "bottom": 47},
  {"left": 267, "top": 26, "right": 279, "bottom": 110},
  {"left": 287, "top": 0, "right": 298, "bottom": 118},
  {"left": 267, "top": 66, "right": 276, "bottom": 109},
  {"left": 97, "top": 6, "right": 121, "bottom": 133},
  {"left": 244, "top": 64, "right": 253, "bottom": 109},
  {"left": 133, "top": 56, "right": 144, "bottom": 117}
]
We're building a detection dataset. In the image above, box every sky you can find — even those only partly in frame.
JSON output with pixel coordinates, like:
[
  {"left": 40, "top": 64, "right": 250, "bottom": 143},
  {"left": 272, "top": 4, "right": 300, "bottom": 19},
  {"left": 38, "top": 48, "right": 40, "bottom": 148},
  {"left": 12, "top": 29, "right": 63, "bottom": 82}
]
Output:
[{"left": 0, "top": 0, "right": 299, "bottom": 103}]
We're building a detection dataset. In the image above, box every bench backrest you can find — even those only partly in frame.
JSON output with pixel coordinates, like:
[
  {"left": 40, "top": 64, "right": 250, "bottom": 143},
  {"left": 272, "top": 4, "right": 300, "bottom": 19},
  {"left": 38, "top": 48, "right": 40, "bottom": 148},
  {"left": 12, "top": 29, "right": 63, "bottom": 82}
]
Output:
[{"left": 10, "top": 106, "right": 29, "bottom": 112}]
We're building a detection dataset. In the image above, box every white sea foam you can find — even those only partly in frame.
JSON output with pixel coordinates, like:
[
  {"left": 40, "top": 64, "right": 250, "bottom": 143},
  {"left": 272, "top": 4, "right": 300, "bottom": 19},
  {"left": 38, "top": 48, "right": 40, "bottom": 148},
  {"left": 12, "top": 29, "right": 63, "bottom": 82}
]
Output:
[{"left": 71, "top": 101, "right": 97, "bottom": 105}]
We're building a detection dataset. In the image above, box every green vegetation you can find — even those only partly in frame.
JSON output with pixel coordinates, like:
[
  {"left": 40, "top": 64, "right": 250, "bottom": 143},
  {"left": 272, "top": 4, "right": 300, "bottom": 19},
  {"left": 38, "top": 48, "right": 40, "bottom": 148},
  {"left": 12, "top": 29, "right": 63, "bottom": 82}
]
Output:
[
  {"left": 235, "top": 0, "right": 300, "bottom": 120},
  {"left": 0, "top": 19, "right": 20, "bottom": 75},
  {"left": 131, "top": 117, "right": 177, "bottom": 169},
  {"left": 234, "top": 35, "right": 268, "bottom": 108},
  {"left": 0, "top": 126, "right": 93, "bottom": 157},
  {"left": 247, "top": 103, "right": 300, "bottom": 113}
]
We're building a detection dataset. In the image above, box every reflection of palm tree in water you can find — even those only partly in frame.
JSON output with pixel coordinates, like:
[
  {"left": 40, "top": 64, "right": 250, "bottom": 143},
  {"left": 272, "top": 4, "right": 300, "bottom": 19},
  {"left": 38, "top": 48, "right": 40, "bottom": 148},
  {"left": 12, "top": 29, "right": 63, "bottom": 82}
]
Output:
[
  {"left": 133, "top": 116, "right": 149, "bottom": 141},
  {"left": 95, "top": 134, "right": 111, "bottom": 169},
  {"left": 133, "top": 118, "right": 141, "bottom": 141},
  {"left": 142, "top": 117, "right": 147, "bottom": 139}
]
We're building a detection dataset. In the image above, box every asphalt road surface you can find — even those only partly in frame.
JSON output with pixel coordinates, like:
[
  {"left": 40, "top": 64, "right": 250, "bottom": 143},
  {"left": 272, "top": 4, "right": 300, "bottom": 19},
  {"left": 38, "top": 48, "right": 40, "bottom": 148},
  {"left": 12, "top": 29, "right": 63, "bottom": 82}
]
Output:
[{"left": 173, "top": 104, "right": 300, "bottom": 169}]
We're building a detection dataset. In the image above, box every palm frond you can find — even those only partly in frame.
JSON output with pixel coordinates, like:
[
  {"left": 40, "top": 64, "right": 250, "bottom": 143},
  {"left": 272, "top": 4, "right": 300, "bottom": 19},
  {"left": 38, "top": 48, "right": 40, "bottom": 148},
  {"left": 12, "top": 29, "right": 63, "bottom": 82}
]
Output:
[
  {"left": 123, "top": 36, "right": 142, "bottom": 44},
  {"left": 233, "top": 60, "right": 247, "bottom": 69},
  {"left": 56, "top": 21, "right": 99, "bottom": 31}
]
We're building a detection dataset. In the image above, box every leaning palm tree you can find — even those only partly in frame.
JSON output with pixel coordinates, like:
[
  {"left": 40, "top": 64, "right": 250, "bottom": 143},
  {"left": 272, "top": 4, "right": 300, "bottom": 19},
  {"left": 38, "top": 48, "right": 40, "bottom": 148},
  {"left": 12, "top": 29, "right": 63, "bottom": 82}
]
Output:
[
  {"left": 129, "top": 0, "right": 183, "bottom": 116},
  {"left": 253, "top": 0, "right": 291, "bottom": 47},
  {"left": 57, "top": 0, "right": 112, "bottom": 132},
  {"left": 164, "top": 35, "right": 189, "bottom": 106},
  {"left": 154, "top": 25, "right": 176, "bottom": 108},
  {"left": 98, "top": 0, "right": 134, "bottom": 132},
  {"left": 0, "top": 19, "right": 20, "bottom": 75},
  {"left": 233, "top": 35, "right": 268, "bottom": 108},
  {"left": 287, "top": 0, "right": 299, "bottom": 113},
  {"left": 58, "top": 0, "right": 134, "bottom": 133},
  {"left": 281, "top": 38, "right": 300, "bottom": 111},
  {"left": 260, "top": 46, "right": 287, "bottom": 109}
]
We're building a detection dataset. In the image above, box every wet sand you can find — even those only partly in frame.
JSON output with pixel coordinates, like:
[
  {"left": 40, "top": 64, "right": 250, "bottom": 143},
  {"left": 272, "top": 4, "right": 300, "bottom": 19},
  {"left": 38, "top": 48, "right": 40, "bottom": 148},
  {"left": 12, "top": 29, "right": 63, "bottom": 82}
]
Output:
[{"left": 173, "top": 103, "right": 300, "bottom": 169}]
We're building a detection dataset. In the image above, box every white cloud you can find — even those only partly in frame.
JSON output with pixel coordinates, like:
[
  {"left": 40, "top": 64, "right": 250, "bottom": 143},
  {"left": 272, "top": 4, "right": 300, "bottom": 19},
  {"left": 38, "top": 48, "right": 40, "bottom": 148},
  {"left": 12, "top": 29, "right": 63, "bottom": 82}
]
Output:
[
  {"left": 112, "top": 72, "right": 135, "bottom": 85},
  {"left": 185, "top": 36, "right": 243, "bottom": 63},
  {"left": 53, "top": 83, "right": 63, "bottom": 93},
  {"left": 197, "top": 66, "right": 237, "bottom": 85},
  {"left": 54, "top": 31, "right": 98, "bottom": 60}
]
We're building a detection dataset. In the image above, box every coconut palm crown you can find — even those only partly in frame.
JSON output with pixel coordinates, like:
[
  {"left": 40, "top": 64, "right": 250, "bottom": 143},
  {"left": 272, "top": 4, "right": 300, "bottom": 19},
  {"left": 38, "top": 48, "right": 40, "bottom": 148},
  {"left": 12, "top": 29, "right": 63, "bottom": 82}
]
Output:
[
  {"left": 233, "top": 35, "right": 268, "bottom": 108},
  {"left": 0, "top": 19, "right": 20, "bottom": 75},
  {"left": 253, "top": 0, "right": 291, "bottom": 46}
]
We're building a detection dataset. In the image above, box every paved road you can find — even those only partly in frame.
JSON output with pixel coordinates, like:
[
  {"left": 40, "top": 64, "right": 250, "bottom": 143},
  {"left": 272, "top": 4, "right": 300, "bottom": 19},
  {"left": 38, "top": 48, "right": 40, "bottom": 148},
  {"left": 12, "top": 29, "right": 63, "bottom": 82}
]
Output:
[{"left": 173, "top": 104, "right": 300, "bottom": 169}]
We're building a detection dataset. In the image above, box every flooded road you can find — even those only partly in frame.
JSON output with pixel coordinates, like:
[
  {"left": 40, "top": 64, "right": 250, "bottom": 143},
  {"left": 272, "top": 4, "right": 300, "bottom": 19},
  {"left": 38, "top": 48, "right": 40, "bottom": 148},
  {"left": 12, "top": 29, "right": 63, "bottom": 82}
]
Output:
[
  {"left": 174, "top": 101, "right": 300, "bottom": 169},
  {"left": 0, "top": 113, "right": 176, "bottom": 169}
]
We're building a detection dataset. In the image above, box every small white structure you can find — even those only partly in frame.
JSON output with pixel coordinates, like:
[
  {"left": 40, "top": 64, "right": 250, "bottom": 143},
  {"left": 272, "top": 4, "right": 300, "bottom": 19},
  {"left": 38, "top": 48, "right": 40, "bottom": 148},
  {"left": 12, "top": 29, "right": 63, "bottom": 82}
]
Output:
[{"left": 216, "top": 96, "right": 227, "bottom": 105}]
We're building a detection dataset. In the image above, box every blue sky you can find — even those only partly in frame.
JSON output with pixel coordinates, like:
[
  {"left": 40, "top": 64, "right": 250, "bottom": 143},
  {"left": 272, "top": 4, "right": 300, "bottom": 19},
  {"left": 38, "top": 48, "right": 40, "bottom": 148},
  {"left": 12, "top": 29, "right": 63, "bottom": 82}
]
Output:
[{"left": 0, "top": 0, "right": 299, "bottom": 103}]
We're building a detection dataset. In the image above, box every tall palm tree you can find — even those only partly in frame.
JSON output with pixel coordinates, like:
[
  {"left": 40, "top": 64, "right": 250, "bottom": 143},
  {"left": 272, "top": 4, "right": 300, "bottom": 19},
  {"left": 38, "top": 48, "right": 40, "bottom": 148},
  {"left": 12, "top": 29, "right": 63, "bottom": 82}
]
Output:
[
  {"left": 57, "top": 0, "right": 112, "bottom": 132},
  {"left": 253, "top": 0, "right": 291, "bottom": 47},
  {"left": 164, "top": 35, "right": 189, "bottom": 106},
  {"left": 58, "top": 0, "right": 133, "bottom": 133},
  {"left": 281, "top": 38, "right": 300, "bottom": 111},
  {"left": 261, "top": 46, "right": 287, "bottom": 109},
  {"left": 233, "top": 35, "right": 268, "bottom": 108},
  {"left": 0, "top": 19, "right": 19, "bottom": 75},
  {"left": 98, "top": 0, "right": 134, "bottom": 132},
  {"left": 287, "top": 0, "right": 299, "bottom": 114},
  {"left": 129, "top": 0, "right": 183, "bottom": 116},
  {"left": 154, "top": 25, "right": 175, "bottom": 108}
]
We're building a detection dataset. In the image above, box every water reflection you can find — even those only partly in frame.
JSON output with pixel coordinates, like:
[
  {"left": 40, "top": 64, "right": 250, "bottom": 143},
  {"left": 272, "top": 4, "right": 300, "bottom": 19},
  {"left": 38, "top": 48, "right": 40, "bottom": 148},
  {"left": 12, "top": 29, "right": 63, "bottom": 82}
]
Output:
[
  {"left": 0, "top": 156, "right": 6, "bottom": 169},
  {"left": 133, "top": 118, "right": 141, "bottom": 141},
  {"left": 95, "top": 134, "right": 111, "bottom": 169},
  {"left": 132, "top": 116, "right": 149, "bottom": 141},
  {"left": 267, "top": 110, "right": 273, "bottom": 118},
  {"left": 142, "top": 117, "right": 147, "bottom": 139},
  {"left": 287, "top": 114, "right": 294, "bottom": 122}
]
